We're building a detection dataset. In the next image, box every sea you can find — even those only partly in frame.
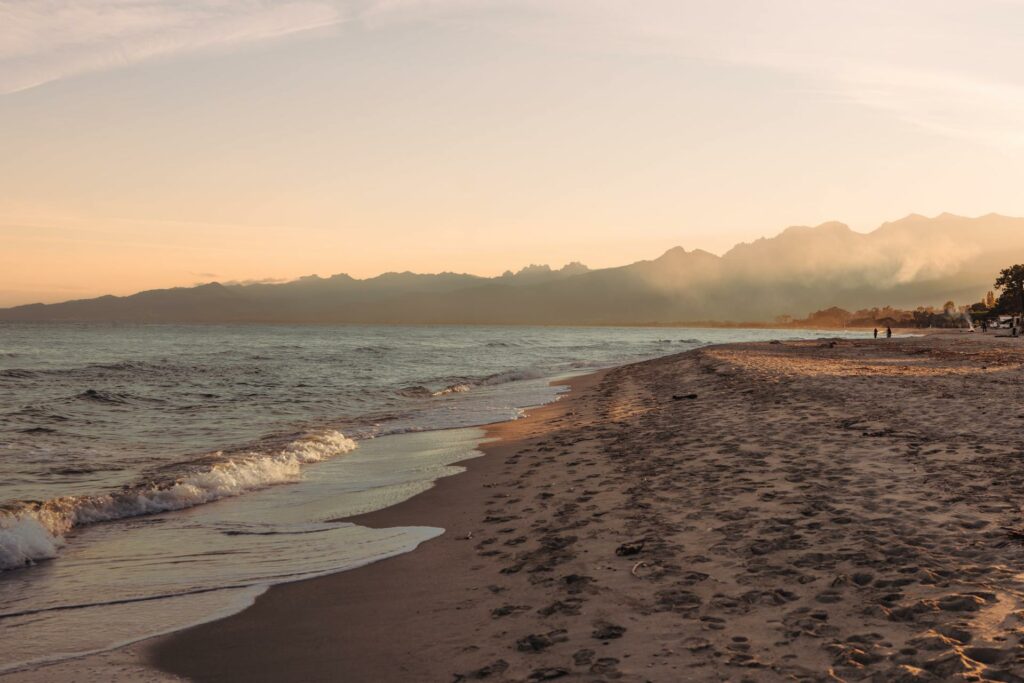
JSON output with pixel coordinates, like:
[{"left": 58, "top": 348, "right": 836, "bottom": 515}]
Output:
[{"left": 0, "top": 323, "right": 866, "bottom": 674}]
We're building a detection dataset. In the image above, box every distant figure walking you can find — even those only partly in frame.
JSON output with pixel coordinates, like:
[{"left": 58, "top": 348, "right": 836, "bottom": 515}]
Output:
[
  {"left": 886, "top": 326, "right": 893, "bottom": 339},
  {"left": 982, "top": 320, "right": 988, "bottom": 333},
  {"left": 873, "top": 328, "right": 879, "bottom": 339}
]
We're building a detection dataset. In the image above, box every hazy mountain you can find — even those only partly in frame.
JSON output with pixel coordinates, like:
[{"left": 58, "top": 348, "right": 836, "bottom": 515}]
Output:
[
  {"left": 498, "top": 262, "right": 590, "bottom": 285},
  {"left": 4, "top": 213, "right": 1023, "bottom": 324}
]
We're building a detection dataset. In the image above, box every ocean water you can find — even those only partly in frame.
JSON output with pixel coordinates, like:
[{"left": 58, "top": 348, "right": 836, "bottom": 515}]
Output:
[{"left": 0, "top": 323, "right": 865, "bottom": 673}]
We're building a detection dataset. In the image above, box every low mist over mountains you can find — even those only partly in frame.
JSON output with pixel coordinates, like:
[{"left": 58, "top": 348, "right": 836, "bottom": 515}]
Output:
[{"left": 4, "top": 214, "right": 1023, "bottom": 325}]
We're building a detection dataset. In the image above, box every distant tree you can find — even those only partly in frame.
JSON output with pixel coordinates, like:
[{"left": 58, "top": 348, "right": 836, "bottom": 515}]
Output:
[
  {"left": 995, "top": 265, "right": 1024, "bottom": 314},
  {"left": 807, "top": 307, "right": 853, "bottom": 327},
  {"left": 912, "top": 308, "right": 933, "bottom": 328},
  {"left": 970, "top": 301, "right": 990, "bottom": 314}
]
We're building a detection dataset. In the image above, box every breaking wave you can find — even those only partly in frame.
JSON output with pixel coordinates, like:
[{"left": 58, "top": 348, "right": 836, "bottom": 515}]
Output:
[
  {"left": 431, "top": 383, "right": 472, "bottom": 396},
  {"left": 0, "top": 430, "right": 357, "bottom": 571},
  {"left": 429, "top": 368, "right": 547, "bottom": 397}
]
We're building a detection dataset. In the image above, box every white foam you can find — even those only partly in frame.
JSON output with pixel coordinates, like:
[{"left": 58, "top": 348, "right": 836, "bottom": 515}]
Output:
[
  {"left": 0, "top": 517, "right": 62, "bottom": 570},
  {"left": 432, "top": 383, "right": 472, "bottom": 396},
  {"left": 0, "top": 431, "right": 357, "bottom": 571}
]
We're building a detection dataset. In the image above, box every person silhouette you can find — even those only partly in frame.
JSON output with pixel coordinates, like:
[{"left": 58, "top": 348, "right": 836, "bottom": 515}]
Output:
[
  {"left": 873, "top": 328, "right": 878, "bottom": 339},
  {"left": 886, "top": 326, "right": 892, "bottom": 339}
]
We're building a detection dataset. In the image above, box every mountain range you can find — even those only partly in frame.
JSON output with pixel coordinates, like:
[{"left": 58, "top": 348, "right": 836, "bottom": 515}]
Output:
[{"left": 3, "top": 213, "right": 1023, "bottom": 325}]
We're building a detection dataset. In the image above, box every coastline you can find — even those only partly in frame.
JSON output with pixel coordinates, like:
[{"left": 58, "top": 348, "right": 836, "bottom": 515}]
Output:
[
  {"left": 13, "top": 330, "right": 1024, "bottom": 681},
  {"left": 148, "top": 331, "right": 1024, "bottom": 681},
  {"left": 1, "top": 328, "right": 856, "bottom": 681},
  {"left": 146, "top": 369, "right": 608, "bottom": 681}
]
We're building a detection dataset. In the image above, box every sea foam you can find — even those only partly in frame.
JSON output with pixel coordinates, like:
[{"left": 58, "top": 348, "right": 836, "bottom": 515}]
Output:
[{"left": 0, "top": 430, "right": 357, "bottom": 571}]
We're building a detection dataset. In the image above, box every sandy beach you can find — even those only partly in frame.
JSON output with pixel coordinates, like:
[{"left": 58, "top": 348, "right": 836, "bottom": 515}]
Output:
[
  {"left": 134, "top": 332, "right": 1024, "bottom": 681},
  {"left": 132, "top": 334, "right": 1024, "bottom": 680},
  {"left": 10, "top": 4, "right": 1024, "bottom": 679}
]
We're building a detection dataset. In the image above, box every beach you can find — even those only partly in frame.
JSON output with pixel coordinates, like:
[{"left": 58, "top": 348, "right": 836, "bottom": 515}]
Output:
[
  {"left": 8, "top": 2, "right": 1024, "bottom": 679},
  {"left": 9, "top": 332, "right": 1024, "bottom": 681},
  {"left": 134, "top": 333, "right": 1024, "bottom": 681}
]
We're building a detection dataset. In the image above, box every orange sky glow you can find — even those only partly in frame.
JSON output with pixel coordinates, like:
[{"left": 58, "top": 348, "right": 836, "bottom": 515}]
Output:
[{"left": 3, "top": 1, "right": 1024, "bottom": 306}]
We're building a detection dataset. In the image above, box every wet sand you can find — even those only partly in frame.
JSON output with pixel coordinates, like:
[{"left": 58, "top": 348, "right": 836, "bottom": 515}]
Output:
[{"left": 149, "top": 333, "right": 1024, "bottom": 682}]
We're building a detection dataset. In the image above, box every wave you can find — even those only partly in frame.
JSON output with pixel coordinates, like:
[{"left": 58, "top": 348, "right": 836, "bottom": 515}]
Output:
[
  {"left": 9, "top": 406, "right": 70, "bottom": 422},
  {"left": 0, "top": 430, "right": 357, "bottom": 571},
  {"left": 479, "top": 368, "right": 545, "bottom": 385},
  {"left": 12, "top": 361, "right": 178, "bottom": 378},
  {"left": 92, "top": 360, "right": 172, "bottom": 372},
  {"left": 76, "top": 389, "right": 131, "bottom": 404},
  {"left": 18, "top": 427, "right": 56, "bottom": 434},
  {"left": 75, "top": 388, "right": 168, "bottom": 406},
  {"left": 353, "top": 346, "right": 393, "bottom": 355},
  {"left": 396, "top": 385, "right": 433, "bottom": 398},
  {"left": 431, "top": 383, "right": 472, "bottom": 396},
  {"left": 2, "top": 359, "right": 266, "bottom": 384},
  {"left": 0, "top": 369, "right": 38, "bottom": 379},
  {"left": 428, "top": 367, "right": 546, "bottom": 397}
]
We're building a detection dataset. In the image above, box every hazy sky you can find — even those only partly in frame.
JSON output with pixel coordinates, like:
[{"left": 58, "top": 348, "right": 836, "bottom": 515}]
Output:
[{"left": 3, "top": 1, "right": 1024, "bottom": 306}]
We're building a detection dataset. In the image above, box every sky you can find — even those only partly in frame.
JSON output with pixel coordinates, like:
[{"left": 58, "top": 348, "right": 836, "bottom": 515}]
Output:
[{"left": 3, "top": 1, "right": 1024, "bottom": 306}]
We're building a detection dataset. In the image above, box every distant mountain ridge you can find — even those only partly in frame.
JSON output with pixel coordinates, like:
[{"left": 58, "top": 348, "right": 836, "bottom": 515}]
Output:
[{"left": 4, "top": 213, "right": 1023, "bottom": 324}]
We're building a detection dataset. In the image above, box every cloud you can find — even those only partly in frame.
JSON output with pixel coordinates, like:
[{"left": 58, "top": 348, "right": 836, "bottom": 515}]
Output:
[
  {"left": 825, "top": 66, "right": 1024, "bottom": 147},
  {"left": 358, "top": 1, "right": 1024, "bottom": 148},
  {"left": 6, "top": 0, "right": 1024, "bottom": 148},
  {"left": 221, "top": 277, "right": 290, "bottom": 286},
  {"left": 670, "top": 1, "right": 1024, "bottom": 148},
  {"left": 0, "top": 0, "right": 350, "bottom": 94}
]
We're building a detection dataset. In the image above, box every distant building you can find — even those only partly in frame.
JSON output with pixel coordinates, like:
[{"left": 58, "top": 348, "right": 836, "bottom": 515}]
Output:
[{"left": 986, "top": 291, "right": 997, "bottom": 308}]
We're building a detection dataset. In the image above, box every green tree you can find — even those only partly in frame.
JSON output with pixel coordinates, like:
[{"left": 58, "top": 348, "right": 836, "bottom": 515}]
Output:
[
  {"left": 995, "top": 265, "right": 1024, "bottom": 314},
  {"left": 970, "top": 301, "right": 989, "bottom": 314}
]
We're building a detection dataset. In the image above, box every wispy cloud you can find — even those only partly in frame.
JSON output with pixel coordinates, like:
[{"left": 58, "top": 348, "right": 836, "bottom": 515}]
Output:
[
  {"left": 824, "top": 66, "right": 1024, "bottom": 147},
  {"left": 675, "top": 1, "right": 1024, "bottom": 148},
  {"left": 358, "top": 0, "right": 1024, "bottom": 148},
  {"left": 6, "top": 0, "right": 1024, "bottom": 148},
  {"left": 0, "top": 0, "right": 350, "bottom": 94}
]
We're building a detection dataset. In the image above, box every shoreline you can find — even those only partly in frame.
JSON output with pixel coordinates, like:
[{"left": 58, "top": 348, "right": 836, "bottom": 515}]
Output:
[
  {"left": 147, "top": 369, "right": 608, "bottom": 681},
  {"left": 0, "top": 367, "right": 602, "bottom": 682},
  {"left": 148, "top": 332, "right": 1024, "bottom": 681},
  {"left": 0, "top": 319, "right": 935, "bottom": 331},
  {"left": 11, "top": 328, "right": 1022, "bottom": 681}
]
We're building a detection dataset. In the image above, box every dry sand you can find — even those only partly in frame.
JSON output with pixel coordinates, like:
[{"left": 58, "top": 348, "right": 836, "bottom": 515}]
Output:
[{"left": 143, "top": 333, "right": 1024, "bottom": 681}]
